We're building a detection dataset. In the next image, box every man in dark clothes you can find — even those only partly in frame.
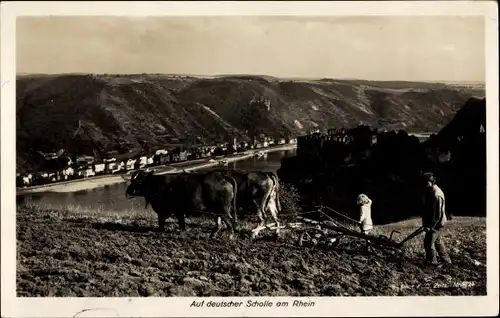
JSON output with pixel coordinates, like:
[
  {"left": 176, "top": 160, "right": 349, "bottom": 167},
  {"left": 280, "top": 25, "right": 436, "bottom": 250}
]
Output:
[{"left": 421, "top": 172, "right": 452, "bottom": 265}]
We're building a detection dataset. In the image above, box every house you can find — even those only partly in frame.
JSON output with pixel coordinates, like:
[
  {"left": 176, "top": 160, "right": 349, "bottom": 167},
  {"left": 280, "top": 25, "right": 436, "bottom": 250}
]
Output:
[
  {"left": 112, "top": 161, "right": 125, "bottom": 174},
  {"left": 94, "top": 163, "right": 106, "bottom": 174},
  {"left": 48, "top": 172, "right": 59, "bottom": 182},
  {"left": 126, "top": 159, "right": 137, "bottom": 170},
  {"left": 62, "top": 167, "right": 74, "bottom": 180},
  {"left": 139, "top": 156, "right": 148, "bottom": 168},
  {"left": 78, "top": 167, "right": 95, "bottom": 178},
  {"left": 85, "top": 168, "right": 95, "bottom": 178},
  {"left": 238, "top": 141, "right": 249, "bottom": 151},
  {"left": 22, "top": 173, "right": 33, "bottom": 186},
  {"left": 104, "top": 158, "right": 117, "bottom": 171},
  {"left": 179, "top": 150, "right": 189, "bottom": 162},
  {"left": 199, "top": 147, "right": 212, "bottom": 158},
  {"left": 154, "top": 149, "right": 169, "bottom": 164},
  {"left": 76, "top": 155, "right": 95, "bottom": 166},
  {"left": 153, "top": 153, "right": 170, "bottom": 165}
]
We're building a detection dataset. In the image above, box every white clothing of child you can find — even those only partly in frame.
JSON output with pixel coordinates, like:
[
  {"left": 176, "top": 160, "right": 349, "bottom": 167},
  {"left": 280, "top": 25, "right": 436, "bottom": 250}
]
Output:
[{"left": 357, "top": 194, "right": 373, "bottom": 234}]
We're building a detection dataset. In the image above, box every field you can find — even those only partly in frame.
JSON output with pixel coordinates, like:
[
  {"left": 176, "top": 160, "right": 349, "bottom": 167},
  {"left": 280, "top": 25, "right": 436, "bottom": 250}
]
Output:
[{"left": 16, "top": 202, "right": 487, "bottom": 297}]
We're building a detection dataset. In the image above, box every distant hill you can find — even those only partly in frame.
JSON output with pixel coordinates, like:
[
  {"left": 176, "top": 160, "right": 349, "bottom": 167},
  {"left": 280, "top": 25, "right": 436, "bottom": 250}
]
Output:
[{"left": 16, "top": 74, "right": 485, "bottom": 172}]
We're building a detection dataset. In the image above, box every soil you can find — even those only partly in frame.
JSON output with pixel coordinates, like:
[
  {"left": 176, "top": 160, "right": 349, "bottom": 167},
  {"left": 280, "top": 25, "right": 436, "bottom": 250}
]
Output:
[{"left": 16, "top": 207, "right": 487, "bottom": 297}]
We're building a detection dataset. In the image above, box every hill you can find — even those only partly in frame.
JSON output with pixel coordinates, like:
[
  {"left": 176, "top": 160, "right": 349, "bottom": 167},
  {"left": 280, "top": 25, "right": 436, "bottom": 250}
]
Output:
[
  {"left": 16, "top": 74, "right": 485, "bottom": 172},
  {"left": 433, "top": 96, "right": 486, "bottom": 143}
]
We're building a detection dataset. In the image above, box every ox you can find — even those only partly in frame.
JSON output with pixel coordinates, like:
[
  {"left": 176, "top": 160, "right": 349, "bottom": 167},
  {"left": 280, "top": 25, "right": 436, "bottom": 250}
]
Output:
[
  {"left": 182, "top": 169, "right": 282, "bottom": 237},
  {"left": 123, "top": 169, "right": 238, "bottom": 239}
]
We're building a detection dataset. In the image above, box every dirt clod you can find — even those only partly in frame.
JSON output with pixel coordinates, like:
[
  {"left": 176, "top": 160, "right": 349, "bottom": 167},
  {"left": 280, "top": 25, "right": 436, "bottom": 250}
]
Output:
[{"left": 16, "top": 207, "right": 487, "bottom": 296}]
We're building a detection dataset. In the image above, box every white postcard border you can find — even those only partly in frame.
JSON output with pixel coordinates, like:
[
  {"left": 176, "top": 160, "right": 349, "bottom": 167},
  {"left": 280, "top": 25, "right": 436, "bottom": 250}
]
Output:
[{"left": 1, "top": 1, "right": 498, "bottom": 317}]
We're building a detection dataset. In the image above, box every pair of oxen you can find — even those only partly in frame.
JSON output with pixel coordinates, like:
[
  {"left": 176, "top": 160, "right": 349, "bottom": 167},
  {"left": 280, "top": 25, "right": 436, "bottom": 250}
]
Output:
[{"left": 121, "top": 169, "right": 281, "bottom": 239}]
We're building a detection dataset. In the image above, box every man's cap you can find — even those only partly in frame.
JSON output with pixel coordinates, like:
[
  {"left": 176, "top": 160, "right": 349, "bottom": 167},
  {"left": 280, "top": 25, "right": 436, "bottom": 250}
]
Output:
[{"left": 422, "top": 172, "right": 436, "bottom": 183}]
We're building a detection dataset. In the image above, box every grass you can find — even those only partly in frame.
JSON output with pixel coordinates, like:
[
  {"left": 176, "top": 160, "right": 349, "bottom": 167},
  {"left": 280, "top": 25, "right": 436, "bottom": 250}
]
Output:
[
  {"left": 22, "top": 199, "right": 152, "bottom": 223},
  {"left": 20, "top": 199, "right": 264, "bottom": 234},
  {"left": 16, "top": 201, "right": 487, "bottom": 297}
]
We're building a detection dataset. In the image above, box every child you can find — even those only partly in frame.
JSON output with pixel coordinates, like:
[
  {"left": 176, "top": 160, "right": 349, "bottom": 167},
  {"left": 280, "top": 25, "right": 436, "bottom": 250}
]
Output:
[{"left": 357, "top": 193, "right": 373, "bottom": 234}]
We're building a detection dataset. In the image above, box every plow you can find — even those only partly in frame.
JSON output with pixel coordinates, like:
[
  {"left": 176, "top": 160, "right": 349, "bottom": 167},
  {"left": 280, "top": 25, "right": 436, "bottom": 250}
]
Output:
[{"left": 251, "top": 205, "right": 425, "bottom": 253}]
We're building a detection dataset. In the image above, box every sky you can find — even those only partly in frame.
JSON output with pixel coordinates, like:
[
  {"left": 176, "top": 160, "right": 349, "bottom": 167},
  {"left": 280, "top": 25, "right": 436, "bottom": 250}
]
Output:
[{"left": 16, "top": 16, "right": 485, "bottom": 82}]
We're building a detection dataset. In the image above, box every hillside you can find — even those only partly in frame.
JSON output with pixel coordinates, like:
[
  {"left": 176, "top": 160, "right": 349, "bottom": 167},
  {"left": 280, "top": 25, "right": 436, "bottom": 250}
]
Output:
[
  {"left": 433, "top": 97, "right": 486, "bottom": 143},
  {"left": 16, "top": 74, "right": 485, "bottom": 172}
]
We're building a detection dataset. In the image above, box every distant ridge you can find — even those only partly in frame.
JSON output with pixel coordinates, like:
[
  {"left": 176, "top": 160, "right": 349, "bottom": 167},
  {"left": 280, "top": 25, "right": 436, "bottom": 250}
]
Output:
[
  {"left": 16, "top": 73, "right": 485, "bottom": 172},
  {"left": 16, "top": 72, "right": 486, "bottom": 86}
]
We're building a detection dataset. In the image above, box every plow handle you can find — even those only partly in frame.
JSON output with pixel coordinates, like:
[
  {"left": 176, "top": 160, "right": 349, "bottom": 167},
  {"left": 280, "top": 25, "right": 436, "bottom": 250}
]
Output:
[{"left": 397, "top": 226, "right": 425, "bottom": 247}]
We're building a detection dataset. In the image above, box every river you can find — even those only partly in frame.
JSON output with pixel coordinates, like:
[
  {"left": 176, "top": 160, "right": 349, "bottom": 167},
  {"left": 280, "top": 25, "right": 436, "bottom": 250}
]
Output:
[{"left": 18, "top": 148, "right": 297, "bottom": 213}]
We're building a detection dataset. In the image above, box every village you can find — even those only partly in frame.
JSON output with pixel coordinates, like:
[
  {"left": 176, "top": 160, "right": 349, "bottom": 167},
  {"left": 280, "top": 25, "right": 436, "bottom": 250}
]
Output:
[{"left": 16, "top": 135, "right": 297, "bottom": 189}]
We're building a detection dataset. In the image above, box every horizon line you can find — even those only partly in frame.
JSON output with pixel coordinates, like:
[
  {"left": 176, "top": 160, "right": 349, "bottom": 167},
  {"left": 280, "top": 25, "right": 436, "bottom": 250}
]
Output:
[{"left": 15, "top": 72, "right": 486, "bottom": 84}]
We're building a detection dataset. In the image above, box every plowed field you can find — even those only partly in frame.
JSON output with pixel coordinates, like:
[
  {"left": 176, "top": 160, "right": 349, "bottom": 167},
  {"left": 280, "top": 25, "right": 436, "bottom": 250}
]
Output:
[{"left": 16, "top": 205, "right": 487, "bottom": 297}]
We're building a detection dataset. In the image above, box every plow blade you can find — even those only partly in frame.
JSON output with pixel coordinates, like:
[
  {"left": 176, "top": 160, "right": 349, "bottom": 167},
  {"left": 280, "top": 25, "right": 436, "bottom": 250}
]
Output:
[{"left": 297, "top": 214, "right": 425, "bottom": 250}]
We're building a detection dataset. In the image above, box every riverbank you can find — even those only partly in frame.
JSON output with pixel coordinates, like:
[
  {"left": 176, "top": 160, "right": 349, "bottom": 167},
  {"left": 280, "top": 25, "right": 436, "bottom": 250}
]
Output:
[{"left": 16, "top": 144, "right": 296, "bottom": 195}]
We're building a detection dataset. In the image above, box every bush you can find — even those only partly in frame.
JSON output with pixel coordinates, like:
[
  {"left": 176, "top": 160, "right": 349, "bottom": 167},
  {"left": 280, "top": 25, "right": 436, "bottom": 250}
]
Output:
[{"left": 278, "top": 183, "right": 301, "bottom": 215}]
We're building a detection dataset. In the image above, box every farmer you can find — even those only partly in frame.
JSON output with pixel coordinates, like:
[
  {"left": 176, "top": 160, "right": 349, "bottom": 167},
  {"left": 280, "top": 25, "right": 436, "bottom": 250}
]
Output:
[
  {"left": 357, "top": 193, "right": 373, "bottom": 234},
  {"left": 421, "top": 172, "right": 452, "bottom": 265}
]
